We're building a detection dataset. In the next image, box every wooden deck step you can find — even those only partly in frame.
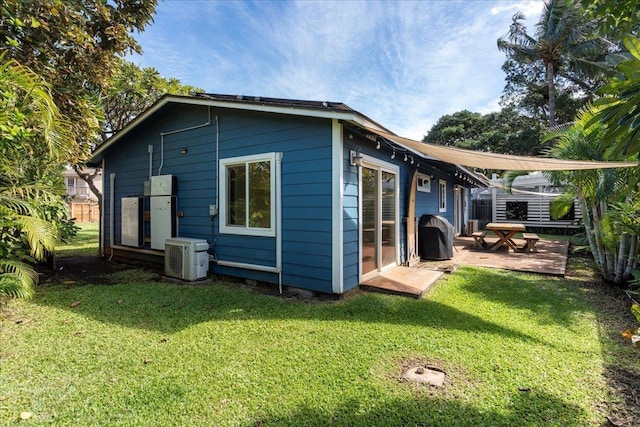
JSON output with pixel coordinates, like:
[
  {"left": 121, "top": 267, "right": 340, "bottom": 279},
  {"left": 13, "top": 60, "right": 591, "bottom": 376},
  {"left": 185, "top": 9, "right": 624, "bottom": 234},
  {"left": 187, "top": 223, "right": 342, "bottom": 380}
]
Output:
[{"left": 360, "top": 266, "right": 443, "bottom": 298}]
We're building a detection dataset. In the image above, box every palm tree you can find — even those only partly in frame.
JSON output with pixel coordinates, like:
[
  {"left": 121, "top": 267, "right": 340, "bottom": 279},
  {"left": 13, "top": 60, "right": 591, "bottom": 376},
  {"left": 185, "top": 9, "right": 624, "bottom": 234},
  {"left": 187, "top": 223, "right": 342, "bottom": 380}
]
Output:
[
  {"left": 592, "top": 35, "right": 640, "bottom": 159},
  {"left": 0, "top": 54, "right": 72, "bottom": 302},
  {"left": 544, "top": 106, "right": 639, "bottom": 281},
  {"left": 497, "top": 0, "right": 608, "bottom": 127}
]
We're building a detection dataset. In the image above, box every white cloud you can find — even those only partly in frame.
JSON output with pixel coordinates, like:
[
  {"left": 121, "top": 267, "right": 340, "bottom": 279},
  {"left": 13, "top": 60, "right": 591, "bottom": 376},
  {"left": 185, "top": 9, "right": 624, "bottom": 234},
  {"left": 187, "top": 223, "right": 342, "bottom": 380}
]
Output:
[{"left": 130, "top": 0, "right": 548, "bottom": 140}]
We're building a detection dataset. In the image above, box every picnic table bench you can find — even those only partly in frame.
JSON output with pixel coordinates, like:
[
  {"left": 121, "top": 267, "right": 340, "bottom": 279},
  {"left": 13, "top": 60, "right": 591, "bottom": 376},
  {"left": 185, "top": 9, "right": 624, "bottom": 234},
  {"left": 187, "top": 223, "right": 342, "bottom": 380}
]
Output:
[
  {"left": 521, "top": 233, "right": 540, "bottom": 253},
  {"left": 486, "top": 223, "right": 526, "bottom": 251},
  {"left": 472, "top": 231, "right": 487, "bottom": 248}
]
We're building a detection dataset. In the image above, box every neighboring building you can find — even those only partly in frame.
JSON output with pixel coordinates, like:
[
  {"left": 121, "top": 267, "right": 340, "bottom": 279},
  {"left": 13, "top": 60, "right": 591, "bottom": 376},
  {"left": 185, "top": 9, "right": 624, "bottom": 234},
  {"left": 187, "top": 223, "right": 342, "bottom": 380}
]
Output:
[
  {"left": 473, "top": 172, "right": 581, "bottom": 231},
  {"left": 63, "top": 168, "right": 102, "bottom": 222},
  {"left": 88, "top": 93, "right": 485, "bottom": 294}
]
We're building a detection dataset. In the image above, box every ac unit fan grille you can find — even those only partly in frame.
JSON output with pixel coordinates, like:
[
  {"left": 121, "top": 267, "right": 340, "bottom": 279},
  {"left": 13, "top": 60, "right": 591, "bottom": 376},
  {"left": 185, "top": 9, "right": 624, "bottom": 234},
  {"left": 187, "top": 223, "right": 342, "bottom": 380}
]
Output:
[{"left": 165, "top": 243, "right": 190, "bottom": 279}]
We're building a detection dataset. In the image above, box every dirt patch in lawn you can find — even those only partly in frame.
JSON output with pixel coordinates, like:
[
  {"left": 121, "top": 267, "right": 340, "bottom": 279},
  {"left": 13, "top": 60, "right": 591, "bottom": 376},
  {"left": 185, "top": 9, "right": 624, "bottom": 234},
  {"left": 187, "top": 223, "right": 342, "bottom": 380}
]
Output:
[
  {"left": 37, "top": 256, "right": 163, "bottom": 287},
  {"left": 388, "top": 356, "right": 474, "bottom": 398}
]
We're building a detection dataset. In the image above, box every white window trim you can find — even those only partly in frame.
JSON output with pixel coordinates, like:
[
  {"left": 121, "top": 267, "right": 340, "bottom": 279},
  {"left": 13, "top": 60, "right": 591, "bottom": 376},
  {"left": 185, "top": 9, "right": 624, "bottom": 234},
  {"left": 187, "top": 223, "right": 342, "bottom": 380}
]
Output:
[
  {"left": 417, "top": 173, "right": 431, "bottom": 193},
  {"left": 439, "top": 179, "right": 447, "bottom": 213},
  {"left": 219, "top": 152, "right": 277, "bottom": 237}
]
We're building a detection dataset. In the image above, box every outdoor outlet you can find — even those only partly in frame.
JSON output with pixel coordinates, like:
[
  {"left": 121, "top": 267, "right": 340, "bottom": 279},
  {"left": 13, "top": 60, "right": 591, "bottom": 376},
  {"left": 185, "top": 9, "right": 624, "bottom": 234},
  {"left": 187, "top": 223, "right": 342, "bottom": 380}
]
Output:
[{"left": 209, "top": 205, "right": 218, "bottom": 216}]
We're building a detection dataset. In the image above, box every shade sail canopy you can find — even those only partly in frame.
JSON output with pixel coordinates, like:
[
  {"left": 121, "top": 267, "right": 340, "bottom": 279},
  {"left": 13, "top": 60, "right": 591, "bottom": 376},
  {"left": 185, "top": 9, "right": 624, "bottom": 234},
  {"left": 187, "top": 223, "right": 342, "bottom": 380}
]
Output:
[{"left": 360, "top": 126, "right": 639, "bottom": 171}]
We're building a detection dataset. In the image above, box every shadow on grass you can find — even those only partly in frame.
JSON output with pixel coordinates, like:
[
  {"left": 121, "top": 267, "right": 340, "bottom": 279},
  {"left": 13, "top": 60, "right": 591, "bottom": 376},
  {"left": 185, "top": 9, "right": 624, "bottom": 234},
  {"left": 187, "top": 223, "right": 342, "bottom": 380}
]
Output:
[
  {"left": 34, "top": 267, "right": 548, "bottom": 347},
  {"left": 455, "top": 266, "right": 589, "bottom": 326},
  {"left": 251, "top": 390, "right": 589, "bottom": 426}
]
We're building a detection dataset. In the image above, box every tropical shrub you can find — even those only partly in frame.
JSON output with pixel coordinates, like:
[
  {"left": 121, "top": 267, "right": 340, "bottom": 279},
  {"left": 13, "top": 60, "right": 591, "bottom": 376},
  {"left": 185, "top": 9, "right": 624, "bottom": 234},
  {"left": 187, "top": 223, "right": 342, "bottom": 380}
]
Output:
[
  {"left": 0, "top": 54, "right": 72, "bottom": 304},
  {"left": 622, "top": 303, "right": 640, "bottom": 348}
]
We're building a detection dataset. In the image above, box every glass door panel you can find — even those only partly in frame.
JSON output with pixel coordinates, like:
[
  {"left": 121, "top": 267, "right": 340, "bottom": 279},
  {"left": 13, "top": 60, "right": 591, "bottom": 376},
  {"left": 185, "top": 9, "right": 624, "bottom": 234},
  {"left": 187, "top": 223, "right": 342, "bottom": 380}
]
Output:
[
  {"left": 381, "top": 171, "right": 396, "bottom": 268},
  {"left": 361, "top": 166, "right": 377, "bottom": 275},
  {"left": 361, "top": 165, "right": 397, "bottom": 276}
]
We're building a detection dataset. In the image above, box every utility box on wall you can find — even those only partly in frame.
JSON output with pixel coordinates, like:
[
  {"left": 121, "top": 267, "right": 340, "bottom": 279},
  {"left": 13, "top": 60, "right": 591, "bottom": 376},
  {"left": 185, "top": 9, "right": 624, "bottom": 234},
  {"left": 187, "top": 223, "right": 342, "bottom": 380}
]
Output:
[
  {"left": 149, "top": 174, "right": 178, "bottom": 250},
  {"left": 150, "top": 196, "right": 177, "bottom": 250},
  {"left": 121, "top": 197, "right": 144, "bottom": 247},
  {"left": 150, "top": 174, "right": 177, "bottom": 196}
]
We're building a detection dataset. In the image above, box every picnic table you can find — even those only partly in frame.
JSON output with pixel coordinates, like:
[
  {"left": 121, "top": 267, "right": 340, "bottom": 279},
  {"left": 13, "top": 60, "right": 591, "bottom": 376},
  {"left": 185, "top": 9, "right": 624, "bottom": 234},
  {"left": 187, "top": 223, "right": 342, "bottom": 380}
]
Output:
[{"left": 485, "top": 222, "right": 526, "bottom": 251}]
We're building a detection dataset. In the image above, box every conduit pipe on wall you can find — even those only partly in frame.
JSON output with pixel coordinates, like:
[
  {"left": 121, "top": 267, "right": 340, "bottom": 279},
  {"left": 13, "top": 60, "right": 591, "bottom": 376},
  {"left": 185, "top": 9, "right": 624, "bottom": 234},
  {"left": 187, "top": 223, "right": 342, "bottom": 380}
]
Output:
[
  {"left": 148, "top": 145, "right": 153, "bottom": 179},
  {"left": 158, "top": 107, "right": 211, "bottom": 175}
]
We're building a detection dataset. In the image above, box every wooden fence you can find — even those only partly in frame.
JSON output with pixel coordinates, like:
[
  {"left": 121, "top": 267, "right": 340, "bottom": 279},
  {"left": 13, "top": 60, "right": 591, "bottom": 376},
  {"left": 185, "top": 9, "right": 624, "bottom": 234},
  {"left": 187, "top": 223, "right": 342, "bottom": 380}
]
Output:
[{"left": 68, "top": 202, "right": 100, "bottom": 223}]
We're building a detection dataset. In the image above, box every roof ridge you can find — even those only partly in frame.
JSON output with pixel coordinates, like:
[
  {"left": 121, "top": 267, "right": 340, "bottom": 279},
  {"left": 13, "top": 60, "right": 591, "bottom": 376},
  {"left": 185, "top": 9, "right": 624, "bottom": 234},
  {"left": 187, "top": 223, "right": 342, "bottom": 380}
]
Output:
[{"left": 191, "top": 92, "right": 353, "bottom": 111}]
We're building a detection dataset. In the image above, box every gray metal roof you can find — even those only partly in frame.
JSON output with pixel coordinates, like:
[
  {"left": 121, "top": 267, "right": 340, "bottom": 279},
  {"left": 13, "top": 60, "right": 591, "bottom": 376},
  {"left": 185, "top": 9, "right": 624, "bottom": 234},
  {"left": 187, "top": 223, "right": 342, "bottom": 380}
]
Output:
[{"left": 192, "top": 92, "right": 355, "bottom": 113}]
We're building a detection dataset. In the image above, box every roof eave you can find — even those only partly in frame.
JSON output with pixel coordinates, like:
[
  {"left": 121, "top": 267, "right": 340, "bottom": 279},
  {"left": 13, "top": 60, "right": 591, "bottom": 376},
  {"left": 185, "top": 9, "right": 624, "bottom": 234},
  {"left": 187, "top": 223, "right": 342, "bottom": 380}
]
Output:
[
  {"left": 87, "top": 95, "right": 388, "bottom": 167},
  {"left": 87, "top": 94, "right": 386, "bottom": 166}
]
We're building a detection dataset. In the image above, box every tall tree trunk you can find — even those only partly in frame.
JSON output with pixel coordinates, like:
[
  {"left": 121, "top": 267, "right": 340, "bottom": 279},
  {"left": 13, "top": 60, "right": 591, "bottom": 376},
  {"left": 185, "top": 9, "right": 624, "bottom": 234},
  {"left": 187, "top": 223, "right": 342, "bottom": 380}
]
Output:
[
  {"left": 580, "top": 196, "right": 601, "bottom": 272},
  {"left": 624, "top": 235, "right": 637, "bottom": 280},
  {"left": 601, "top": 200, "right": 616, "bottom": 280},
  {"left": 615, "top": 232, "right": 629, "bottom": 283},
  {"left": 73, "top": 165, "right": 103, "bottom": 204},
  {"left": 547, "top": 61, "right": 557, "bottom": 128},
  {"left": 591, "top": 203, "right": 609, "bottom": 279}
]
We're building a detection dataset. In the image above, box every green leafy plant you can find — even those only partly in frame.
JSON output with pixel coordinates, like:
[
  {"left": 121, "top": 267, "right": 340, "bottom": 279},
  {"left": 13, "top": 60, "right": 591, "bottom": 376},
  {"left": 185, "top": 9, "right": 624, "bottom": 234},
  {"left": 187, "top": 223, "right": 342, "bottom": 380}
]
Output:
[{"left": 621, "top": 303, "right": 640, "bottom": 348}]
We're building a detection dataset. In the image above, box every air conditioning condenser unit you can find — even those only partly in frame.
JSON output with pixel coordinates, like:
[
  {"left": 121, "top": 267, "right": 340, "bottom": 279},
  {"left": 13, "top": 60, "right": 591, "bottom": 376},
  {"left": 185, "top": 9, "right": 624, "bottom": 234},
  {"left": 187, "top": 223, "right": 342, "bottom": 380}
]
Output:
[
  {"left": 164, "top": 238, "right": 209, "bottom": 281},
  {"left": 467, "top": 219, "right": 479, "bottom": 236}
]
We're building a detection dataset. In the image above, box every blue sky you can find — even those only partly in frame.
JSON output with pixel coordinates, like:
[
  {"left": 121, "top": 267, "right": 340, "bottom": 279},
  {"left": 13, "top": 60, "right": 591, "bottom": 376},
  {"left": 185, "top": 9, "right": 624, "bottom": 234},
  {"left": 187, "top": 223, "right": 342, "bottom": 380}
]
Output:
[{"left": 129, "top": 0, "right": 544, "bottom": 140}]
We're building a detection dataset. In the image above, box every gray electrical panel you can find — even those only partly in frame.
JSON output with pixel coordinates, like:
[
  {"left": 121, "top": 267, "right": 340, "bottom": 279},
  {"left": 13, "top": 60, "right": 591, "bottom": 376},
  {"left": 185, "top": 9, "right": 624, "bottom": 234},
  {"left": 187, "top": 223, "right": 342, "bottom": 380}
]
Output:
[
  {"left": 149, "top": 175, "right": 178, "bottom": 250},
  {"left": 150, "top": 195, "right": 177, "bottom": 250},
  {"left": 150, "top": 175, "right": 177, "bottom": 196},
  {"left": 121, "top": 197, "right": 144, "bottom": 247}
]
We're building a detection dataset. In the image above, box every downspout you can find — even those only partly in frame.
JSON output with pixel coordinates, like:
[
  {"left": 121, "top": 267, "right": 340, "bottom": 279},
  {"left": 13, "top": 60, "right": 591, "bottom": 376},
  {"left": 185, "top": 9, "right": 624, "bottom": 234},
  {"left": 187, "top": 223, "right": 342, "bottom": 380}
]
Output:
[
  {"left": 109, "top": 172, "right": 116, "bottom": 260},
  {"left": 215, "top": 114, "right": 220, "bottom": 208},
  {"left": 158, "top": 107, "right": 211, "bottom": 176},
  {"left": 100, "top": 159, "right": 105, "bottom": 256},
  {"left": 276, "top": 152, "right": 283, "bottom": 294}
]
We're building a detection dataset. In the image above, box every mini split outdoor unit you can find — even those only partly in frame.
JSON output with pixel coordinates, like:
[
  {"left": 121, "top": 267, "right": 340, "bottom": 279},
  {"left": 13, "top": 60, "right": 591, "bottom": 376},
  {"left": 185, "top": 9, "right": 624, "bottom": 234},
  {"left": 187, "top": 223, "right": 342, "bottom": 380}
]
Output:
[{"left": 164, "top": 237, "right": 209, "bottom": 281}]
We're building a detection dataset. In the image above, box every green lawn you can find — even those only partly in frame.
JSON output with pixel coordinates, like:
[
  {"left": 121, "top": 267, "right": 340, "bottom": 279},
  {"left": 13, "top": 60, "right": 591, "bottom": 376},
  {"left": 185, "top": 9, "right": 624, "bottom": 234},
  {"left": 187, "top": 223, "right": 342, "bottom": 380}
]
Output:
[
  {"left": 1, "top": 234, "right": 638, "bottom": 425},
  {"left": 55, "top": 222, "right": 99, "bottom": 257}
]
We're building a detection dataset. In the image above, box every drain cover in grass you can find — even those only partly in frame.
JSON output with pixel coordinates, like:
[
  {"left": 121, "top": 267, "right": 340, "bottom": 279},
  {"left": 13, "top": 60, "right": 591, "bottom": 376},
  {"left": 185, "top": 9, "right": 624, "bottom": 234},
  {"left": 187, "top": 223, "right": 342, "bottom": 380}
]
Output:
[{"left": 402, "top": 366, "right": 445, "bottom": 386}]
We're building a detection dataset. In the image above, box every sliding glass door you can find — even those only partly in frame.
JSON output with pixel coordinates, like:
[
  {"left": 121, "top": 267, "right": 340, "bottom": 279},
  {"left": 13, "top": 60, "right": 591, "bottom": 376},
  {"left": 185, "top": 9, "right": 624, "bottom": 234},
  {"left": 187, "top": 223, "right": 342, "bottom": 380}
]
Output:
[{"left": 361, "top": 162, "right": 398, "bottom": 276}]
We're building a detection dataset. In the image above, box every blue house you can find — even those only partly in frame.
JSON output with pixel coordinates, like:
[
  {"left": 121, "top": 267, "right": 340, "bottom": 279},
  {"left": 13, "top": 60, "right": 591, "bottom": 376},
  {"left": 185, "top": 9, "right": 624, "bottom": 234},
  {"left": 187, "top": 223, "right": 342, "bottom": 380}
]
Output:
[{"left": 88, "top": 94, "right": 485, "bottom": 294}]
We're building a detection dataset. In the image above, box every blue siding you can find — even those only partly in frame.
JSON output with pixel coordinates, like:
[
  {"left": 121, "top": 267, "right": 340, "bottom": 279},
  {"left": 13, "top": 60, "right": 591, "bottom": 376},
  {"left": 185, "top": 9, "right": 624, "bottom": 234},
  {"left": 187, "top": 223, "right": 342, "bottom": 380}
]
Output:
[
  {"left": 101, "top": 101, "right": 475, "bottom": 295},
  {"left": 102, "top": 104, "right": 335, "bottom": 293},
  {"left": 415, "top": 170, "right": 455, "bottom": 223},
  {"left": 342, "top": 132, "right": 414, "bottom": 291},
  {"left": 341, "top": 129, "right": 473, "bottom": 289},
  {"left": 342, "top": 141, "right": 359, "bottom": 291}
]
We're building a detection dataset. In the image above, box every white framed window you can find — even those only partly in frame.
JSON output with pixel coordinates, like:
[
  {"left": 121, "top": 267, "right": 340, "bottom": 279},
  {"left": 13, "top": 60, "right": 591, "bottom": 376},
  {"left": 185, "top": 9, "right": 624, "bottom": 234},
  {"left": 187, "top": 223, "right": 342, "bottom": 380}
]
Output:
[
  {"left": 438, "top": 179, "right": 447, "bottom": 212},
  {"left": 417, "top": 173, "right": 431, "bottom": 193},
  {"left": 220, "top": 152, "right": 277, "bottom": 237}
]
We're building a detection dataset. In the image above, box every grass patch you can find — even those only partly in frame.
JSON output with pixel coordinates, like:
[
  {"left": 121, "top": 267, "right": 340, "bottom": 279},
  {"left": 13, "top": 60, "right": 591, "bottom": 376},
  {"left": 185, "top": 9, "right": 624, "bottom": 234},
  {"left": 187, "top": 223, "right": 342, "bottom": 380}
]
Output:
[
  {"left": 55, "top": 222, "right": 99, "bottom": 257},
  {"left": 2, "top": 259, "right": 637, "bottom": 425}
]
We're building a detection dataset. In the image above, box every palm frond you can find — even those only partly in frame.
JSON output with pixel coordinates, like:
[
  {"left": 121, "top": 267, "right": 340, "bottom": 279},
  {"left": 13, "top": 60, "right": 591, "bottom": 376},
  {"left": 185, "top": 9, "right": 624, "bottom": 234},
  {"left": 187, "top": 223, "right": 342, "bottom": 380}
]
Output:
[
  {"left": 0, "top": 259, "right": 37, "bottom": 300},
  {"left": 0, "top": 52, "right": 74, "bottom": 160}
]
